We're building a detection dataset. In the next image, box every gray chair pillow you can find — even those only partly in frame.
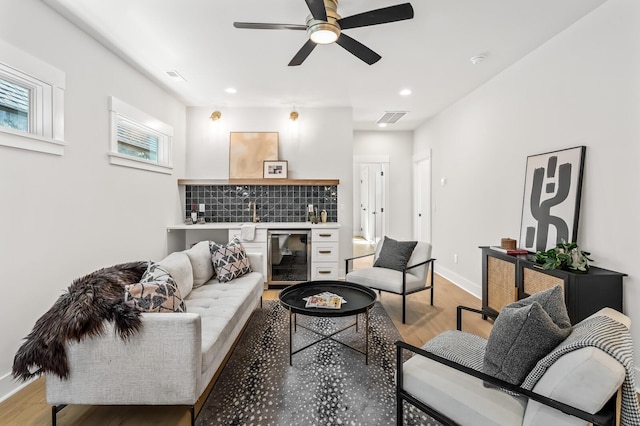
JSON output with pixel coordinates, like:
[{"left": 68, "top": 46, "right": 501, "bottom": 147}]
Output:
[
  {"left": 483, "top": 301, "right": 571, "bottom": 385},
  {"left": 373, "top": 236, "right": 417, "bottom": 272},
  {"left": 508, "top": 285, "right": 571, "bottom": 329}
]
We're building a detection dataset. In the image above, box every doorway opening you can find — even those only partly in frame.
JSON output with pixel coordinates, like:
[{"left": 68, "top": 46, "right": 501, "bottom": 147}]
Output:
[{"left": 353, "top": 159, "right": 389, "bottom": 245}]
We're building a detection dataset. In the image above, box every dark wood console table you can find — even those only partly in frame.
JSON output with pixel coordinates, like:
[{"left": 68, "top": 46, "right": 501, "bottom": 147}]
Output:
[{"left": 481, "top": 246, "right": 626, "bottom": 324}]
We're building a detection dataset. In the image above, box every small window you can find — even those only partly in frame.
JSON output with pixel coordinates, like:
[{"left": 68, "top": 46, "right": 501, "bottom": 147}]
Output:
[
  {"left": 109, "top": 97, "right": 173, "bottom": 174},
  {"left": 0, "top": 78, "right": 30, "bottom": 132},
  {"left": 0, "top": 39, "right": 66, "bottom": 155}
]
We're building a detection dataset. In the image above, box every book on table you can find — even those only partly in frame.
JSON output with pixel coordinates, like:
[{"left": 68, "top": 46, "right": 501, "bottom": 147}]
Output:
[
  {"left": 304, "top": 292, "right": 346, "bottom": 309},
  {"left": 490, "top": 246, "right": 529, "bottom": 256}
]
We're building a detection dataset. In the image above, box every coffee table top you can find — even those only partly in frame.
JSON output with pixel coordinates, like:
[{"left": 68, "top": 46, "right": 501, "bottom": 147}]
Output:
[{"left": 279, "top": 280, "right": 377, "bottom": 317}]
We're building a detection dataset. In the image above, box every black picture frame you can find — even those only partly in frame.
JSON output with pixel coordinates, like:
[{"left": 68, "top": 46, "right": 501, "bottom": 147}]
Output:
[{"left": 519, "top": 146, "right": 586, "bottom": 253}]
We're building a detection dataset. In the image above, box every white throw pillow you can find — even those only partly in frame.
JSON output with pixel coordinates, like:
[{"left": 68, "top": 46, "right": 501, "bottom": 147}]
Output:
[{"left": 185, "top": 240, "right": 215, "bottom": 287}]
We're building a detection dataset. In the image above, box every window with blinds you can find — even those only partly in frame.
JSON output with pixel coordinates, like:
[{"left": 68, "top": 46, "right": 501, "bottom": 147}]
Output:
[
  {"left": 0, "top": 78, "right": 30, "bottom": 132},
  {"left": 108, "top": 96, "right": 173, "bottom": 174},
  {"left": 116, "top": 117, "right": 159, "bottom": 161}
]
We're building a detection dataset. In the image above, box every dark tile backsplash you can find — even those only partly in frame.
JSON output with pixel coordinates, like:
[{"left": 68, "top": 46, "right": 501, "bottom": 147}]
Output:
[{"left": 185, "top": 185, "right": 338, "bottom": 223}]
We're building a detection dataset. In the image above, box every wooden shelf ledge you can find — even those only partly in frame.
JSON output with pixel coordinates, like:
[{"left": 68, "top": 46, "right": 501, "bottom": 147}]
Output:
[{"left": 178, "top": 178, "right": 340, "bottom": 186}]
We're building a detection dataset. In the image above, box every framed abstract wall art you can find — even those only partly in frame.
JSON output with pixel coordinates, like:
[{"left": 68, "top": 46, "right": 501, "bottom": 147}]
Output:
[
  {"left": 263, "top": 160, "right": 288, "bottom": 179},
  {"left": 519, "top": 146, "right": 586, "bottom": 253},
  {"left": 229, "top": 132, "right": 279, "bottom": 179}
]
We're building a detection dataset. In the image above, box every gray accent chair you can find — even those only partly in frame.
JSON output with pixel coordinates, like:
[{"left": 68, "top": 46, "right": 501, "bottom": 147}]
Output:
[
  {"left": 396, "top": 307, "right": 630, "bottom": 426},
  {"left": 345, "top": 241, "right": 435, "bottom": 323}
]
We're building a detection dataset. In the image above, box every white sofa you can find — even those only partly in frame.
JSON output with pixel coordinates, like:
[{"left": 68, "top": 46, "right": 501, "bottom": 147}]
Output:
[{"left": 46, "top": 241, "right": 264, "bottom": 425}]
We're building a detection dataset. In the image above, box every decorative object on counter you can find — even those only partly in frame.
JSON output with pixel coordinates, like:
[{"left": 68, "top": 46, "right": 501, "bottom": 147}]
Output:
[
  {"left": 534, "top": 239, "right": 593, "bottom": 272},
  {"left": 229, "top": 132, "right": 278, "bottom": 179},
  {"left": 263, "top": 160, "right": 288, "bottom": 179},
  {"left": 185, "top": 217, "right": 194, "bottom": 225},
  {"left": 519, "top": 146, "right": 586, "bottom": 253},
  {"left": 500, "top": 238, "right": 517, "bottom": 250},
  {"left": 321, "top": 210, "right": 327, "bottom": 223},
  {"left": 197, "top": 217, "right": 206, "bottom": 224},
  {"left": 191, "top": 204, "right": 198, "bottom": 223}
]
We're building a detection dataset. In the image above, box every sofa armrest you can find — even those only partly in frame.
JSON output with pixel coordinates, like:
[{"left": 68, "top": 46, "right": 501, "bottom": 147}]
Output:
[
  {"left": 395, "top": 340, "right": 617, "bottom": 426},
  {"left": 46, "top": 313, "right": 202, "bottom": 406}
]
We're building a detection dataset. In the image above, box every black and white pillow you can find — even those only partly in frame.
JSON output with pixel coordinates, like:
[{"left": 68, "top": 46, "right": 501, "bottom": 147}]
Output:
[
  {"left": 124, "top": 262, "right": 186, "bottom": 313},
  {"left": 210, "top": 238, "right": 252, "bottom": 283}
]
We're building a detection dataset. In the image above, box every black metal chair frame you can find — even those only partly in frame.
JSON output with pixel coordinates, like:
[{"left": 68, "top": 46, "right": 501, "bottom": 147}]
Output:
[
  {"left": 345, "top": 253, "right": 436, "bottom": 323},
  {"left": 395, "top": 305, "right": 618, "bottom": 426}
]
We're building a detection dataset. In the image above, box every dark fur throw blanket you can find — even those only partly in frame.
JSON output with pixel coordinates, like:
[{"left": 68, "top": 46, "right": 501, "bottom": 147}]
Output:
[{"left": 12, "top": 261, "right": 148, "bottom": 381}]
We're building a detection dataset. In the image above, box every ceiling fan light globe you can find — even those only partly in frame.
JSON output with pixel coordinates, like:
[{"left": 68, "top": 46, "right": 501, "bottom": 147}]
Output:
[{"left": 308, "top": 23, "right": 340, "bottom": 44}]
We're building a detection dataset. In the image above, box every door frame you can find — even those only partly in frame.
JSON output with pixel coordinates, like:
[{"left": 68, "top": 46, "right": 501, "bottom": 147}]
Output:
[{"left": 354, "top": 155, "right": 390, "bottom": 245}]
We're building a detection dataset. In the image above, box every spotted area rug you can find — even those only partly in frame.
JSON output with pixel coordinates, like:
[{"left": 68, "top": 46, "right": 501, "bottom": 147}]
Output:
[{"left": 196, "top": 300, "right": 439, "bottom": 426}]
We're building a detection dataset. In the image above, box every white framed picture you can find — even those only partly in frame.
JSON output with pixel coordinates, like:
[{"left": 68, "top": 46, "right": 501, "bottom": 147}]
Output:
[{"left": 263, "top": 160, "right": 288, "bottom": 179}]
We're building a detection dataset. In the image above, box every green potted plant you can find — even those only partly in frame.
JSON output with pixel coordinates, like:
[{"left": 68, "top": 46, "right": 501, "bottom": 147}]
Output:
[{"left": 535, "top": 239, "right": 593, "bottom": 272}]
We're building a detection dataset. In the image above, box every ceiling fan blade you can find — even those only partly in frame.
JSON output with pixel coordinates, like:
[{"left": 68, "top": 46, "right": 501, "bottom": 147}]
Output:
[
  {"left": 305, "top": 0, "right": 327, "bottom": 21},
  {"left": 233, "top": 22, "right": 307, "bottom": 30},
  {"left": 288, "top": 40, "right": 317, "bottom": 66},
  {"left": 335, "top": 33, "right": 381, "bottom": 65},
  {"left": 338, "top": 3, "right": 414, "bottom": 30}
]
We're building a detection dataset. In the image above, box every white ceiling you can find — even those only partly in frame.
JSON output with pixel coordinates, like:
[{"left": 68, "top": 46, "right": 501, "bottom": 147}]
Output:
[{"left": 43, "top": 0, "right": 607, "bottom": 131}]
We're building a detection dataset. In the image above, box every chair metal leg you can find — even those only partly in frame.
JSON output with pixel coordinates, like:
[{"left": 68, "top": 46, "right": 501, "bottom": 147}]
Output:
[
  {"left": 190, "top": 405, "right": 195, "bottom": 426},
  {"left": 52, "top": 404, "right": 66, "bottom": 426}
]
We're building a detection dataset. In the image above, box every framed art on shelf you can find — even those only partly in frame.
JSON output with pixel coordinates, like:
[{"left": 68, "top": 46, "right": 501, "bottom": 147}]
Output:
[
  {"left": 519, "top": 146, "right": 586, "bottom": 253},
  {"left": 229, "top": 132, "right": 279, "bottom": 179},
  {"left": 263, "top": 160, "right": 288, "bottom": 179}
]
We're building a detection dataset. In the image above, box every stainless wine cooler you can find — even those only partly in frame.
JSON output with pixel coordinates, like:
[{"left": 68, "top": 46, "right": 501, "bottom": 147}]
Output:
[{"left": 267, "top": 230, "right": 311, "bottom": 285}]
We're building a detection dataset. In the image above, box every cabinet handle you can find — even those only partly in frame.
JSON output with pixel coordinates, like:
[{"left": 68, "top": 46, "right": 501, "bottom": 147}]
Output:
[
  {"left": 318, "top": 270, "right": 331, "bottom": 274},
  {"left": 532, "top": 264, "right": 544, "bottom": 270},
  {"left": 318, "top": 233, "right": 332, "bottom": 237},
  {"left": 319, "top": 250, "right": 332, "bottom": 254}
]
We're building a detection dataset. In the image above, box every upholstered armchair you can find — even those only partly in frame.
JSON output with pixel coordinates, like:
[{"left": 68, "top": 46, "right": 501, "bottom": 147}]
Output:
[
  {"left": 345, "top": 237, "right": 435, "bottom": 323},
  {"left": 396, "top": 303, "right": 639, "bottom": 426}
]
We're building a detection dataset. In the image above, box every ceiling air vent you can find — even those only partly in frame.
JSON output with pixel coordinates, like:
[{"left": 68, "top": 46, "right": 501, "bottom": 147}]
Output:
[{"left": 376, "top": 111, "right": 407, "bottom": 125}]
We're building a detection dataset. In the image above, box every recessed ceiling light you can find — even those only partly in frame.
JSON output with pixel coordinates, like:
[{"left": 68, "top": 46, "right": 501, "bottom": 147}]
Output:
[
  {"left": 378, "top": 123, "right": 388, "bottom": 128},
  {"left": 470, "top": 55, "right": 487, "bottom": 65},
  {"left": 225, "top": 87, "right": 237, "bottom": 94},
  {"left": 399, "top": 89, "right": 412, "bottom": 96}
]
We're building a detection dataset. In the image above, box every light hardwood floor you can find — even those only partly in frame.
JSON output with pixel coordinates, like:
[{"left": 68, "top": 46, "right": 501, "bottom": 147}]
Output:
[{"left": 0, "top": 241, "right": 492, "bottom": 425}]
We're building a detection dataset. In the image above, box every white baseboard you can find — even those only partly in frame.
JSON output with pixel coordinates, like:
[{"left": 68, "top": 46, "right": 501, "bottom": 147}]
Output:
[
  {"left": 436, "top": 265, "right": 482, "bottom": 299},
  {"left": 0, "top": 371, "right": 34, "bottom": 403}
]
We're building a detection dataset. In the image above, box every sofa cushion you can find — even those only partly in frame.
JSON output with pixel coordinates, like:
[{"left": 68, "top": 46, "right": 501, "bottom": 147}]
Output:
[
  {"left": 373, "top": 236, "right": 417, "bottom": 271},
  {"left": 346, "top": 267, "right": 424, "bottom": 293},
  {"left": 508, "top": 285, "right": 571, "bottom": 329},
  {"left": 124, "top": 262, "right": 186, "bottom": 313},
  {"left": 157, "top": 251, "right": 193, "bottom": 298},
  {"left": 185, "top": 241, "right": 215, "bottom": 288},
  {"left": 483, "top": 301, "right": 570, "bottom": 385},
  {"left": 211, "top": 238, "right": 252, "bottom": 283}
]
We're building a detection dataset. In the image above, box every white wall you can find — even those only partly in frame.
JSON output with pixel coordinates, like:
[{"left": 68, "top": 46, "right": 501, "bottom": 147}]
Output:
[
  {"left": 0, "top": 0, "right": 186, "bottom": 400},
  {"left": 414, "top": 0, "right": 640, "bottom": 359},
  {"left": 186, "top": 106, "right": 354, "bottom": 273},
  {"left": 353, "top": 131, "right": 414, "bottom": 241}
]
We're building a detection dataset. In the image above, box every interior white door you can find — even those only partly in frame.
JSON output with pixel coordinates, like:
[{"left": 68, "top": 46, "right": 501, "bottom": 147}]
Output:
[
  {"left": 414, "top": 156, "right": 432, "bottom": 243},
  {"left": 374, "top": 165, "right": 385, "bottom": 243},
  {"left": 367, "top": 164, "right": 377, "bottom": 242},
  {"left": 359, "top": 165, "right": 370, "bottom": 240}
]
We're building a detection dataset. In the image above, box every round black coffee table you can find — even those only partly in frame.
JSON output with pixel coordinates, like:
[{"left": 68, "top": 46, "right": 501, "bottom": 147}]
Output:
[{"left": 279, "top": 280, "right": 377, "bottom": 365}]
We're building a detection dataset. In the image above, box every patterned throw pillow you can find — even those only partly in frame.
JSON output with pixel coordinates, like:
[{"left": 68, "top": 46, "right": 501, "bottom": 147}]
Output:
[
  {"left": 124, "top": 262, "right": 186, "bottom": 313},
  {"left": 210, "top": 238, "right": 252, "bottom": 283}
]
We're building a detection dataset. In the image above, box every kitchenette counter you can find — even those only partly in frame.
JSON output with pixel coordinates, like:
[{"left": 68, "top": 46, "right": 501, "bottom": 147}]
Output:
[{"left": 167, "top": 222, "right": 340, "bottom": 231}]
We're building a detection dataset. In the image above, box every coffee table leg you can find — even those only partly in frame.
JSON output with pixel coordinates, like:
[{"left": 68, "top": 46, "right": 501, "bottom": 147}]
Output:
[
  {"left": 365, "top": 307, "right": 370, "bottom": 365},
  {"left": 289, "top": 310, "right": 293, "bottom": 366},
  {"left": 356, "top": 313, "right": 359, "bottom": 333}
]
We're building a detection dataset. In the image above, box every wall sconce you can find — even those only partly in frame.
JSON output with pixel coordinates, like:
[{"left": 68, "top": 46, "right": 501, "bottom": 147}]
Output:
[
  {"left": 289, "top": 110, "right": 299, "bottom": 121},
  {"left": 210, "top": 110, "right": 222, "bottom": 121}
]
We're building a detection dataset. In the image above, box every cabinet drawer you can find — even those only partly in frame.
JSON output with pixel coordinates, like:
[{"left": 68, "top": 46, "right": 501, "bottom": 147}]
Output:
[
  {"left": 312, "top": 243, "right": 339, "bottom": 262},
  {"left": 228, "top": 228, "right": 267, "bottom": 243},
  {"left": 312, "top": 229, "right": 339, "bottom": 242},
  {"left": 312, "top": 263, "right": 338, "bottom": 280}
]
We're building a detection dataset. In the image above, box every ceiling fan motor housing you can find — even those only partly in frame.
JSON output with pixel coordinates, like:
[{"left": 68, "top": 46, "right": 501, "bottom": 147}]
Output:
[{"left": 307, "top": 0, "right": 341, "bottom": 44}]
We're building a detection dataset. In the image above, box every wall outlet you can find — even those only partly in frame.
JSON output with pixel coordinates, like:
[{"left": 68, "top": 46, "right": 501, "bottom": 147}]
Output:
[
  {"left": 199, "top": 203, "right": 205, "bottom": 212},
  {"left": 453, "top": 254, "right": 458, "bottom": 264}
]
